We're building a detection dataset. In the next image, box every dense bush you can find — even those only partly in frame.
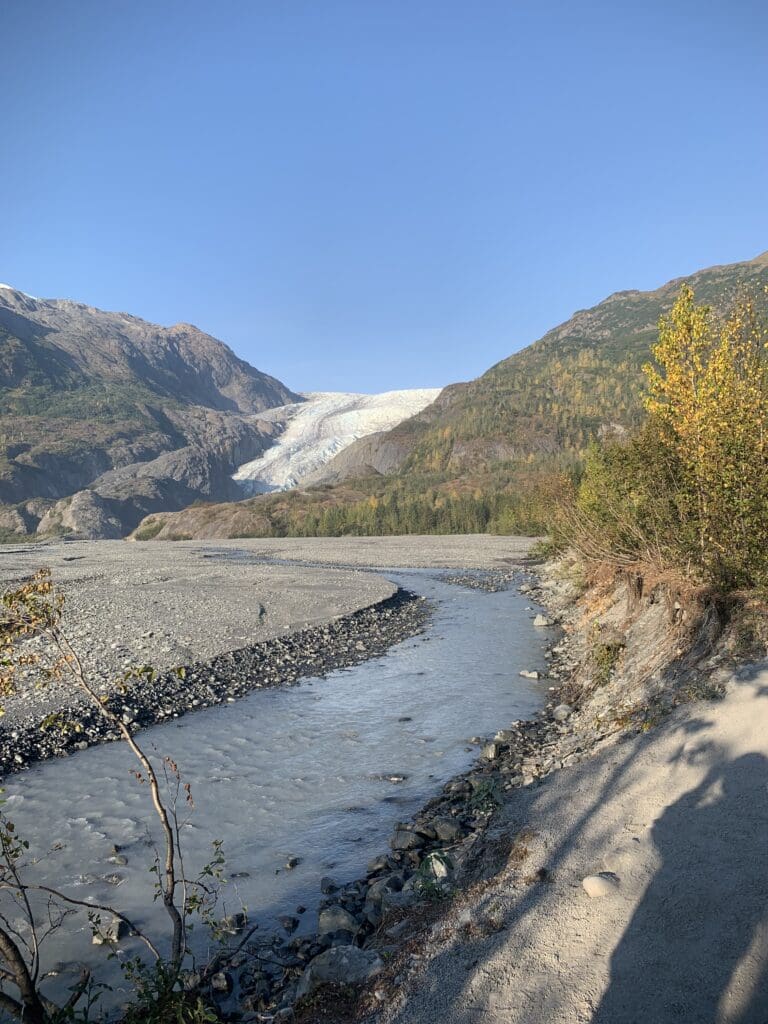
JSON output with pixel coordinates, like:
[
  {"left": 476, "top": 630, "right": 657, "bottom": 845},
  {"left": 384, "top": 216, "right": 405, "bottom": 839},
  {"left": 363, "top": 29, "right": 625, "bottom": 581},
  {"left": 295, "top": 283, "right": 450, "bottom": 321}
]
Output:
[{"left": 564, "top": 286, "right": 768, "bottom": 590}]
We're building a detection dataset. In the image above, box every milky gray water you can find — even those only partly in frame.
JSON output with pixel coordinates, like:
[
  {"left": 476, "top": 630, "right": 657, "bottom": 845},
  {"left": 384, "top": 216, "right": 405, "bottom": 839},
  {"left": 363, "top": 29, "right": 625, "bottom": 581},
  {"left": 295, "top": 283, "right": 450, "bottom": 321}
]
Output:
[{"left": 1, "top": 569, "right": 552, "bottom": 1012}]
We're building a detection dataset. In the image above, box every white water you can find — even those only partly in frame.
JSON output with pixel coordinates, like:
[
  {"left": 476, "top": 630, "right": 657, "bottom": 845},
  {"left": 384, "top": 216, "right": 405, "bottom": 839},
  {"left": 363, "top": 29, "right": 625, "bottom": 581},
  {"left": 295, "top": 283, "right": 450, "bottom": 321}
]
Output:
[
  {"left": 233, "top": 389, "right": 441, "bottom": 492},
  {"left": 1, "top": 569, "right": 552, "bottom": 1014}
]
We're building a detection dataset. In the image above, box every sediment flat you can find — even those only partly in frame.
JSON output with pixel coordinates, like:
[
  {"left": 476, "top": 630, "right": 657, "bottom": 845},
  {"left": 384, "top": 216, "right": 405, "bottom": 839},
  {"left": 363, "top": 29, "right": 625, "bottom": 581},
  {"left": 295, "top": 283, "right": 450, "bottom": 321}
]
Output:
[
  {"left": 154, "top": 533, "right": 538, "bottom": 568},
  {"left": 0, "top": 535, "right": 535, "bottom": 681}
]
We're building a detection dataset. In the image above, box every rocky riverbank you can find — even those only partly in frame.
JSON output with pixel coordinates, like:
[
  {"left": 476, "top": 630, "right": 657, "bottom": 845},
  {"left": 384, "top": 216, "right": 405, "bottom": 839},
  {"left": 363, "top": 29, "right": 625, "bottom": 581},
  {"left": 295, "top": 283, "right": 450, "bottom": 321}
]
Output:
[
  {"left": 176, "top": 561, "right": 572, "bottom": 1020},
  {"left": 207, "top": 555, "right": 757, "bottom": 1024}
]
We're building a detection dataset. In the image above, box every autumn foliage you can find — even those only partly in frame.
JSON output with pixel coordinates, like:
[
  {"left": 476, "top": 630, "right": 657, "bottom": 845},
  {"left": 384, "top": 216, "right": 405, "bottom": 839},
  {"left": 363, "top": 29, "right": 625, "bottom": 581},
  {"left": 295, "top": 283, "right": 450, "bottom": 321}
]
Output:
[{"left": 565, "top": 286, "right": 768, "bottom": 590}]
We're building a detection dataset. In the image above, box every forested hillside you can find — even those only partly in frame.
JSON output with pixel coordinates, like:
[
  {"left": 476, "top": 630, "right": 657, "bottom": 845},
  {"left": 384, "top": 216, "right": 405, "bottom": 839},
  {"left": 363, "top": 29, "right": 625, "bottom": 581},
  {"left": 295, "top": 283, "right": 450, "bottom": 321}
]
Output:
[{"left": 395, "top": 250, "right": 768, "bottom": 476}]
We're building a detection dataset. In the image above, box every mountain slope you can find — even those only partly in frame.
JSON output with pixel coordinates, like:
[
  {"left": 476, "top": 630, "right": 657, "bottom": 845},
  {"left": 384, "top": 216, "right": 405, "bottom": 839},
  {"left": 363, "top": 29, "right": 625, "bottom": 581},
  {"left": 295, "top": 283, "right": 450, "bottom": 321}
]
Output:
[
  {"left": 334, "top": 250, "right": 768, "bottom": 480},
  {"left": 0, "top": 285, "right": 297, "bottom": 537},
  {"left": 233, "top": 389, "right": 441, "bottom": 493},
  {"left": 134, "top": 250, "right": 768, "bottom": 540},
  {"left": 0, "top": 284, "right": 296, "bottom": 413}
]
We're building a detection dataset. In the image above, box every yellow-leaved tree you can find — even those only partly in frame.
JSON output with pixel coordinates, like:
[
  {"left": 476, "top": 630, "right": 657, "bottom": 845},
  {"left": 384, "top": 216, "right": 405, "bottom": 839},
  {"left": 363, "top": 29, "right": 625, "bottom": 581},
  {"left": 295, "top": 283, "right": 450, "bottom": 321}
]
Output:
[
  {"left": 567, "top": 285, "right": 768, "bottom": 589},
  {"left": 644, "top": 285, "right": 768, "bottom": 587}
]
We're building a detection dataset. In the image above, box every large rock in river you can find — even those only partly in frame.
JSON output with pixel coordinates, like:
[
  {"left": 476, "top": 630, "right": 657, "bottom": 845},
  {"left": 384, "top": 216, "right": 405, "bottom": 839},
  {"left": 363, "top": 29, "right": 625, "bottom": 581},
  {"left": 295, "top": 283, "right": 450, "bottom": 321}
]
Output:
[{"left": 296, "top": 945, "right": 383, "bottom": 999}]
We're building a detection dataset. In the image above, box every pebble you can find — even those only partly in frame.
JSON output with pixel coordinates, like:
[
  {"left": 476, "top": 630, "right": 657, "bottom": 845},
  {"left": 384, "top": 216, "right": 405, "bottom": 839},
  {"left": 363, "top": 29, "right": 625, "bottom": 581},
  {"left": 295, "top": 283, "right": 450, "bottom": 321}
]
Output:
[
  {"left": 582, "top": 873, "right": 620, "bottom": 897},
  {"left": 210, "top": 971, "right": 233, "bottom": 994}
]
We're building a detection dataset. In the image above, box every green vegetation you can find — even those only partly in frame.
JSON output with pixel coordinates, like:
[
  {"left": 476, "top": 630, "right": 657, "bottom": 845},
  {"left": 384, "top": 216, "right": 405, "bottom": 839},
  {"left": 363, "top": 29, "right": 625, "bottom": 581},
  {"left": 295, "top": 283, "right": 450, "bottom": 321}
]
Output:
[
  {"left": 133, "top": 518, "right": 165, "bottom": 541},
  {"left": 587, "top": 620, "right": 625, "bottom": 687},
  {"left": 564, "top": 286, "right": 768, "bottom": 591}
]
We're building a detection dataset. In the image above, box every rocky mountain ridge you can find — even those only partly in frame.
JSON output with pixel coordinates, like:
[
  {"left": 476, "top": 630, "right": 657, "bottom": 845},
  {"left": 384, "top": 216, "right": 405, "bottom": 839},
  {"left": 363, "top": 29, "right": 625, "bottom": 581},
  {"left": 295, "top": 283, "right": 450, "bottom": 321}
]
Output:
[{"left": 0, "top": 285, "right": 296, "bottom": 537}]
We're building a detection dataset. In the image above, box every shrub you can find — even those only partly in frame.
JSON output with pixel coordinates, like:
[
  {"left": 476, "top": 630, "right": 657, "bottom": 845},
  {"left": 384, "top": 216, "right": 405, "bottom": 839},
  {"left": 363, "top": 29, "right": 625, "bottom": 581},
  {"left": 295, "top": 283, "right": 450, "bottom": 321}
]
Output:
[{"left": 563, "top": 286, "right": 768, "bottom": 591}]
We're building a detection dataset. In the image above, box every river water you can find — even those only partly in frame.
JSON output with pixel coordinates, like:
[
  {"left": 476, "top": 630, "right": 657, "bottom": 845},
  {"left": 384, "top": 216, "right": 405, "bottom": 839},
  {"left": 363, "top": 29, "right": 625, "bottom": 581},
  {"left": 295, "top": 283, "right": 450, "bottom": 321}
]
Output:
[{"left": 1, "top": 568, "right": 552, "bottom": 1012}]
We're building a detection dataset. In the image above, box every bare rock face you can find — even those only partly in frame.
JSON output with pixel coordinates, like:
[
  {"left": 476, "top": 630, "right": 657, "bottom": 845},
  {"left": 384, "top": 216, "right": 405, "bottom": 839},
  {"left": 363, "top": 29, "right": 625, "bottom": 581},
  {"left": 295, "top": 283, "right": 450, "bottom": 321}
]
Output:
[
  {"left": 0, "top": 285, "right": 296, "bottom": 536},
  {"left": 38, "top": 490, "right": 123, "bottom": 540},
  {"left": 0, "top": 286, "right": 298, "bottom": 414},
  {"left": 0, "top": 505, "right": 32, "bottom": 536},
  {"left": 304, "top": 430, "right": 417, "bottom": 485}
]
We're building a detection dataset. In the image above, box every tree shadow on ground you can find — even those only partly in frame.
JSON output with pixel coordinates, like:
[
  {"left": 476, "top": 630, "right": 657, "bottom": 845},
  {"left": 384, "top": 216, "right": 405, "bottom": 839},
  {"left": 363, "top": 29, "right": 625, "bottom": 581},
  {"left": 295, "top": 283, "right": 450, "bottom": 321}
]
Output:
[
  {"left": 594, "top": 751, "right": 768, "bottom": 1024},
  {"left": 382, "top": 690, "right": 768, "bottom": 1024}
]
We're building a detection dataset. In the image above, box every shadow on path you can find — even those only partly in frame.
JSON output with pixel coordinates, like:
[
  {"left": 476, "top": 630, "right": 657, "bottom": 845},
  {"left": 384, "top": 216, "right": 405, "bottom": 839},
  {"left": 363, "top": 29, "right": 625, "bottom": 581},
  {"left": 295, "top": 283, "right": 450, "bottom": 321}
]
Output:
[{"left": 595, "top": 752, "right": 768, "bottom": 1024}]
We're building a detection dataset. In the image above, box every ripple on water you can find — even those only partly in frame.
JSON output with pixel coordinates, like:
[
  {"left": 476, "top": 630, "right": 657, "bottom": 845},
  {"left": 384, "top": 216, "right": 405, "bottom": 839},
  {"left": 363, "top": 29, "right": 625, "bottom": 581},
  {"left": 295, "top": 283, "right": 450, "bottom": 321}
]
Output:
[{"left": 4, "top": 569, "right": 550, "bottom": 1014}]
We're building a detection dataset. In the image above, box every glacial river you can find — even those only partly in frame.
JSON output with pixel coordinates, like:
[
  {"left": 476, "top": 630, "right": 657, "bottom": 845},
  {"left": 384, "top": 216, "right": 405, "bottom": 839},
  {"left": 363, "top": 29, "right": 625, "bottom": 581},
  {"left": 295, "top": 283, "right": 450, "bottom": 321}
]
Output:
[{"left": 1, "top": 569, "right": 552, "bottom": 1012}]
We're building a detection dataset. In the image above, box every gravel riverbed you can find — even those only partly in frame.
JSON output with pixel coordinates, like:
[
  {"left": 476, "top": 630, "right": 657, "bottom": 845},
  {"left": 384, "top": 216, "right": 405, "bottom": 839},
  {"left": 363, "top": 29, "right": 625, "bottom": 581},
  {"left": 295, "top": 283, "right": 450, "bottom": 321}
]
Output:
[
  {"left": 0, "top": 540, "right": 440, "bottom": 775},
  {"left": 0, "top": 534, "right": 550, "bottom": 1020},
  {"left": 0, "top": 535, "right": 537, "bottom": 775}
]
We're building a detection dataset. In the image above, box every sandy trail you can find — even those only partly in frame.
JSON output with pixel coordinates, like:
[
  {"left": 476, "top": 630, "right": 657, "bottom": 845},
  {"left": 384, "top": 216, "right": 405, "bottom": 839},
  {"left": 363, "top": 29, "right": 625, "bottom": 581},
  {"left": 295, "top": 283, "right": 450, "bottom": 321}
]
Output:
[{"left": 381, "top": 665, "right": 768, "bottom": 1024}]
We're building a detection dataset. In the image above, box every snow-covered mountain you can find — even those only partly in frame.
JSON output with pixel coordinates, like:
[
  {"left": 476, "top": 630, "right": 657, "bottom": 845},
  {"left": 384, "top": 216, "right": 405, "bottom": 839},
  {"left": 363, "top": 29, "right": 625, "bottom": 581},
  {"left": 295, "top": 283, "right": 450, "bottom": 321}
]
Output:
[{"left": 233, "top": 389, "right": 441, "bottom": 493}]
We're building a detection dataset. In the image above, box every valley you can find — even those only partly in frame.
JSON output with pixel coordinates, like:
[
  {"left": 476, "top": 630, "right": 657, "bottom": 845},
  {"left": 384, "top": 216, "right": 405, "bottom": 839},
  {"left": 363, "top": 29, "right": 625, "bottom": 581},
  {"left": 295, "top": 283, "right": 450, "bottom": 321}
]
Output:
[
  {"left": 232, "top": 389, "right": 441, "bottom": 493},
  {"left": 4, "top": 7, "right": 765, "bottom": 1021},
  {"left": 4, "top": 252, "right": 768, "bottom": 545},
  {"left": 132, "top": 250, "right": 768, "bottom": 542},
  {"left": 0, "top": 286, "right": 437, "bottom": 539}
]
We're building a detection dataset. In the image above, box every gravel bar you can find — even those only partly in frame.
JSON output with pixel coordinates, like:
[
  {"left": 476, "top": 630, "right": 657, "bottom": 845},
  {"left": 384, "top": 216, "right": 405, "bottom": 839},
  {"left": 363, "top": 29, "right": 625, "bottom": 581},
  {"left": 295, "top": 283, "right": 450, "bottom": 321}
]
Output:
[
  {"left": 0, "top": 588, "right": 430, "bottom": 777},
  {"left": 0, "top": 540, "right": 436, "bottom": 776}
]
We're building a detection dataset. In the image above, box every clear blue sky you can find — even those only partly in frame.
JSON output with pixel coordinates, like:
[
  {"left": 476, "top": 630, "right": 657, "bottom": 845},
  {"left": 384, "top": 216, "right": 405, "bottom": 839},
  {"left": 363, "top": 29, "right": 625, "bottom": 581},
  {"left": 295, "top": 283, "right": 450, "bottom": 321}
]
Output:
[{"left": 2, "top": 1, "right": 767, "bottom": 393}]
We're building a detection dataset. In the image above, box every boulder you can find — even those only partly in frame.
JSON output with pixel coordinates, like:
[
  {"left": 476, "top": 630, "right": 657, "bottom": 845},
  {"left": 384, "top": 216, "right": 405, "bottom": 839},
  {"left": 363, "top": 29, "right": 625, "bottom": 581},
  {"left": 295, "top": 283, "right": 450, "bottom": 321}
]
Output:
[
  {"left": 381, "top": 889, "right": 418, "bottom": 913},
  {"left": 433, "top": 818, "right": 464, "bottom": 843},
  {"left": 390, "top": 829, "right": 423, "bottom": 851},
  {"left": 318, "top": 905, "right": 358, "bottom": 936},
  {"left": 92, "top": 915, "right": 129, "bottom": 945},
  {"left": 534, "top": 614, "right": 554, "bottom": 627},
  {"left": 296, "top": 945, "right": 383, "bottom": 999},
  {"left": 420, "top": 851, "right": 452, "bottom": 882}
]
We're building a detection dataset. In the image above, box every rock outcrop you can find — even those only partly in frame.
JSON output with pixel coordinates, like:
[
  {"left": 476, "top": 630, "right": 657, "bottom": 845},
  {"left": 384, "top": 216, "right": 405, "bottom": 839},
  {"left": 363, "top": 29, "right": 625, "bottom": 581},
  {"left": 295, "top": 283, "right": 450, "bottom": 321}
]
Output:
[{"left": 0, "top": 284, "right": 297, "bottom": 537}]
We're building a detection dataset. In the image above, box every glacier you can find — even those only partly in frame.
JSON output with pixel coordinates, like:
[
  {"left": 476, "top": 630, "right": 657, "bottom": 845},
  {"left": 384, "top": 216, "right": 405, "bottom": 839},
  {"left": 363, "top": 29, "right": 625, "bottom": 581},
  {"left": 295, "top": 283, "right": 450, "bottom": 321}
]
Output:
[{"left": 232, "top": 388, "right": 441, "bottom": 493}]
